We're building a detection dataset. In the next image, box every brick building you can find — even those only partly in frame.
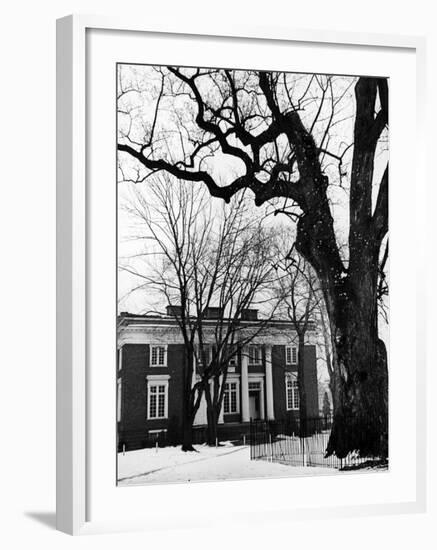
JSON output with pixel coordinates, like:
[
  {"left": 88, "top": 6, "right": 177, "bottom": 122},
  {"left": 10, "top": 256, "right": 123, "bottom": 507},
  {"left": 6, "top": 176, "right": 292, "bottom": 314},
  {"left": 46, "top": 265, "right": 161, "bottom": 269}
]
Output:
[{"left": 117, "top": 307, "right": 319, "bottom": 450}]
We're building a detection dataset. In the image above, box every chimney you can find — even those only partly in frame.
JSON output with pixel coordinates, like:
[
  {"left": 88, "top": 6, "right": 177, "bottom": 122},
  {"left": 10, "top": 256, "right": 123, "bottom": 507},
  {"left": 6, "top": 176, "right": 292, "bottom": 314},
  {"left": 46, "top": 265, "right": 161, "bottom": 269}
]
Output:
[
  {"left": 241, "top": 309, "right": 258, "bottom": 321},
  {"left": 202, "top": 307, "right": 224, "bottom": 319},
  {"left": 166, "top": 305, "right": 183, "bottom": 317}
]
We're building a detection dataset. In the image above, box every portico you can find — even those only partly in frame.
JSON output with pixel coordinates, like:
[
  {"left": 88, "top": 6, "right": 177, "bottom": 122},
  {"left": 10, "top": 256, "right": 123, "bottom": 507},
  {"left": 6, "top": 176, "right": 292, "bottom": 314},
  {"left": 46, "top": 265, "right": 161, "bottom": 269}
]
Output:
[
  {"left": 193, "top": 344, "right": 275, "bottom": 425},
  {"left": 239, "top": 344, "right": 274, "bottom": 422}
]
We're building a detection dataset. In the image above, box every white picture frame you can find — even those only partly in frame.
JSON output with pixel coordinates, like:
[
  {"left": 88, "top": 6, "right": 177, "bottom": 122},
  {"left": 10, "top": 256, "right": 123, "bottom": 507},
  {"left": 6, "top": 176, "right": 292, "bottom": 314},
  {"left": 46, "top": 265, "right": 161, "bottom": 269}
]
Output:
[{"left": 56, "top": 14, "right": 427, "bottom": 535}]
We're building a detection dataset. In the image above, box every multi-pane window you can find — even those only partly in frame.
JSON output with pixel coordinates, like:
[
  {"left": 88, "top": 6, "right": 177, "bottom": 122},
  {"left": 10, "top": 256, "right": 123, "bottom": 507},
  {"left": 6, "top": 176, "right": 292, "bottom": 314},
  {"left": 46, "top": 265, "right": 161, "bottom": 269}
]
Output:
[
  {"left": 286, "top": 375, "right": 299, "bottom": 410},
  {"left": 197, "top": 345, "right": 211, "bottom": 367},
  {"left": 248, "top": 345, "right": 262, "bottom": 365},
  {"left": 286, "top": 345, "right": 298, "bottom": 365},
  {"left": 223, "top": 382, "right": 239, "bottom": 414},
  {"left": 150, "top": 345, "right": 166, "bottom": 367},
  {"left": 148, "top": 384, "right": 167, "bottom": 419}
]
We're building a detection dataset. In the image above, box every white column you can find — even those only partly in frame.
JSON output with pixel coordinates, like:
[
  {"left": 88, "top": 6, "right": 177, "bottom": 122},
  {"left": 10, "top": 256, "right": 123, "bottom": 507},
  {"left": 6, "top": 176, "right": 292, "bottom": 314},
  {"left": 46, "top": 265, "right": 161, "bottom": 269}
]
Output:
[
  {"left": 265, "top": 345, "right": 275, "bottom": 420},
  {"left": 191, "top": 352, "right": 196, "bottom": 387},
  {"left": 192, "top": 354, "right": 203, "bottom": 426},
  {"left": 193, "top": 366, "right": 208, "bottom": 426},
  {"left": 193, "top": 390, "right": 207, "bottom": 426},
  {"left": 259, "top": 379, "right": 265, "bottom": 420},
  {"left": 241, "top": 347, "right": 250, "bottom": 422}
]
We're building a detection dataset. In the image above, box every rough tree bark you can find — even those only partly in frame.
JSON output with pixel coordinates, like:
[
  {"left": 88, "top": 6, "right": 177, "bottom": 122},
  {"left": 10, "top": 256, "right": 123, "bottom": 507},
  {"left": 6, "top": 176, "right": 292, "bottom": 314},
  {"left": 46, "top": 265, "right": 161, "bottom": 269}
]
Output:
[{"left": 294, "top": 78, "right": 389, "bottom": 458}]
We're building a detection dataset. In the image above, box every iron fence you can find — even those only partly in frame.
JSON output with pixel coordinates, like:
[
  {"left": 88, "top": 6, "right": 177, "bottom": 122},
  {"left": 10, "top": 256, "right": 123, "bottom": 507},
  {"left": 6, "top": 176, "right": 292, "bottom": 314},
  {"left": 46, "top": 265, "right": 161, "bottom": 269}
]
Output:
[{"left": 249, "top": 417, "right": 376, "bottom": 470}]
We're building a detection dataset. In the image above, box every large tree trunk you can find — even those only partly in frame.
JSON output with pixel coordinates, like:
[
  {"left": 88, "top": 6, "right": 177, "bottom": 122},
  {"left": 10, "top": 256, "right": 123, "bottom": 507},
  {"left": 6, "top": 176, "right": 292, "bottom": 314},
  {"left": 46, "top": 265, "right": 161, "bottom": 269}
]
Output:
[
  {"left": 285, "top": 77, "right": 388, "bottom": 458},
  {"left": 326, "top": 300, "right": 388, "bottom": 459},
  {"left": 327, "top": 254, "right": 388, "bottom": 459},
  {"left": 296, "top": 204, "right": 388, "bottom": 459}
]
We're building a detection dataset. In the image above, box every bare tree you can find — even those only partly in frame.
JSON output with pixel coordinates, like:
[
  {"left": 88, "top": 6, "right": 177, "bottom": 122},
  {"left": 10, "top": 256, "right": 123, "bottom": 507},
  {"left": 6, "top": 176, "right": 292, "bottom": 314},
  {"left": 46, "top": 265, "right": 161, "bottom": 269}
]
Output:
[
  {"left": 118, "top": 67, "right": 389, "bottom": 459},
  {"left": 322, "top": 392, "right": 332, "bottom": 419},
  {"left": 275, "top": 247, "right": 322, "bottom": 435},
  {"left": 120, "top": 173, "right": 282, "bottom": 449}
]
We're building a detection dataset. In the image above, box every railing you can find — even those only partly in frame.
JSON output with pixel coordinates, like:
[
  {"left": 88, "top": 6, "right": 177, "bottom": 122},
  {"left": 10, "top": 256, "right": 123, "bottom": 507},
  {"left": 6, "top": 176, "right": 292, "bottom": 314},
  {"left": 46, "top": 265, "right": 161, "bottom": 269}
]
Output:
[{"left": 249, "top": 416, "right": 376, "bottom": 470}]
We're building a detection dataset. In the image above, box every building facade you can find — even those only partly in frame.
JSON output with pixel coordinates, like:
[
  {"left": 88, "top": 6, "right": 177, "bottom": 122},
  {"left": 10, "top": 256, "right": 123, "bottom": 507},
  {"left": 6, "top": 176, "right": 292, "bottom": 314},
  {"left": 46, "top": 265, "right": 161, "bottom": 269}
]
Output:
[{"left": 117, "top": 308, "right": 319, "bottom": 450}]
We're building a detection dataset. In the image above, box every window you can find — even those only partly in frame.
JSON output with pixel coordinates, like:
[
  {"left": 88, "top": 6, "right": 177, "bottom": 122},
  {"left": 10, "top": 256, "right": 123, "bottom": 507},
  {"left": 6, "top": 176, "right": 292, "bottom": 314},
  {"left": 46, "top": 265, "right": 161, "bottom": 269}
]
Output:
[
  {"left": 223, "top": 381, "right": 239, "bottom": 414},
  {"left": 148, "top": 384, "right": 167, "bottom": 419},
  {"left": 286, "top": 374, "right": 299, "bottom": 410},
  {"left": 197, "top": 345, "right": 212, "bottom": 367},
  {"left": 117, "top": 378, "right": 122, "bottom": 422},
  {"left": 286, "top": 345, "right": 298, "bottom": 365},
  {"left": 248, "top": 345, "right": 262, "bottom": 365},
  {"left": 146, "top": 375, "right": 170, "bottom": 419},
  {"left": 150, "top": 345, "right": 167, "bottom": 367}
]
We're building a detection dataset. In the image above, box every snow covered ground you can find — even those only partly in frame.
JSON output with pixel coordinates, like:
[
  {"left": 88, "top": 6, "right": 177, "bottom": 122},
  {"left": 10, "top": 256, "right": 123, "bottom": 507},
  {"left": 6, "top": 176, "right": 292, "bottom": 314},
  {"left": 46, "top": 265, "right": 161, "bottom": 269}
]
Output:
[{"left": 117, "top": 442, "right": 336, "bottom": 486}]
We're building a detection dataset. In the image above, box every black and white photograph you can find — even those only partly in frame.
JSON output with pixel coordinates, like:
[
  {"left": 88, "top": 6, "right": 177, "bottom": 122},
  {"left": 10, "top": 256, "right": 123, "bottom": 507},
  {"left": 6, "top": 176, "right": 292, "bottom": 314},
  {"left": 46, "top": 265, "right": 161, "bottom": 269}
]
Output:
[
  {"left": 116, "top": 64, "right": 389, "bottom": 486},
  {"left": 1, "top": 0, "right": 434, "bottom": 544}
]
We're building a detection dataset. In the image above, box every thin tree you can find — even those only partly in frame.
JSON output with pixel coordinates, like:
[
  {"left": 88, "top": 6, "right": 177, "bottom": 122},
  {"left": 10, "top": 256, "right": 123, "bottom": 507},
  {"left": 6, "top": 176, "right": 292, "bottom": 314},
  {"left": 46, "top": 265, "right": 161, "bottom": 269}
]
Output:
[
  {"left": 315, "top": 299, "right": 335, "bottom": 413},
  {"left": 322, "top": 392, "right": 332, "bottom": 419},
  {"left": 196, "top": 226, "right": 282, "bottom": 446},
  {"left": 275, "top": 248, "right": 322, "bottom": 436}
]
